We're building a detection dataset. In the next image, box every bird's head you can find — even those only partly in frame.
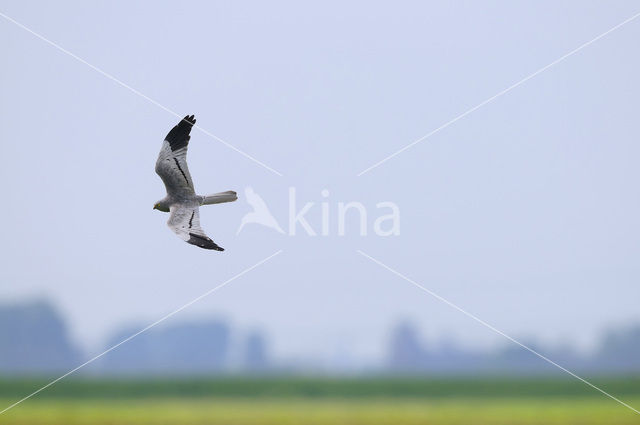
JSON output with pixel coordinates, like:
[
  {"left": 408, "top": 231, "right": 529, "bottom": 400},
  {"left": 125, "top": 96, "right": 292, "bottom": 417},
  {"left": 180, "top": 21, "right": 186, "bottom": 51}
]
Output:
[{"left": 153, "top": 201, "right": 169, "bottom": 212}]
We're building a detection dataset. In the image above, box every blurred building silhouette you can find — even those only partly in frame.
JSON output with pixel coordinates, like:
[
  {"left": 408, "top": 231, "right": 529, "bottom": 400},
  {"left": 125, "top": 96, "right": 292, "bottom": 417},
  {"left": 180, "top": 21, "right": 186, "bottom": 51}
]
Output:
[
  {"left": 387, "top": 321, "right": 484, "bottom": 373},
  {"left": 593, "top": 325, "right": 640, "bottom": 372},
  {"left": 387, "top": 321, "right": 427, "bottom": 370},
  {"left": 101, "top": 320, "right": 232, "bottom": 374},
  {"left": 242, "top": 330, "right": 269, "bottom": 371},
  {"left": 0, "top": 300, "right": 82, "bottom": 374}
]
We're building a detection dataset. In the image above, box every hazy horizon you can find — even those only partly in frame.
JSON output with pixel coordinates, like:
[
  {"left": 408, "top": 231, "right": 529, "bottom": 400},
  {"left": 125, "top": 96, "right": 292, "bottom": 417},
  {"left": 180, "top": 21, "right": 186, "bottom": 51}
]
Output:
[{"left": 3, "top": 297, "right": 639, "bottom": 375}]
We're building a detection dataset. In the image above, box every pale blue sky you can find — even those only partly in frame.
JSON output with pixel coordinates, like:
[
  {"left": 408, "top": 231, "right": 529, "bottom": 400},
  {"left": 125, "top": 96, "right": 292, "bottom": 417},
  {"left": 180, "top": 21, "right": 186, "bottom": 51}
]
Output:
[{"left": 1, "top": 1, "right": 639, "bottom": 365}]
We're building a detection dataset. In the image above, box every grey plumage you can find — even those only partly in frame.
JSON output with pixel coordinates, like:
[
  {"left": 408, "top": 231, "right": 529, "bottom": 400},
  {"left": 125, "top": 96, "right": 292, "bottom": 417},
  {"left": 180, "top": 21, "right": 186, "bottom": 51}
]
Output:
[{"left": 154, "top": 115, "right": 237, "bottom": 250}]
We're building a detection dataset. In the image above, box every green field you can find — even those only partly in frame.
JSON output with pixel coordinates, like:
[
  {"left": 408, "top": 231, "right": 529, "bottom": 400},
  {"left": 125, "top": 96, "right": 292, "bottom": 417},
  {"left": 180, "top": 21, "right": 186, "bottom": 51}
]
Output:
[{"left": 1, "top": 377, "right": 639, "bottom": 424}]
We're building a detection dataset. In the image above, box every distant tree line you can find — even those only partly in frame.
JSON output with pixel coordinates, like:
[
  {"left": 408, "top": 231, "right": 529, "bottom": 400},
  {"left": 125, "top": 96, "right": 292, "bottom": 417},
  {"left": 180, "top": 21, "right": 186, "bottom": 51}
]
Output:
[
  {"left": 1, "top": 301, "right": 638, "bottom": 375},
  {"left": 386, "top": 321, "right": 640, "bottom": 374},
  {"left": 0, "top": 301, "right": 268, "bottom": 375}
]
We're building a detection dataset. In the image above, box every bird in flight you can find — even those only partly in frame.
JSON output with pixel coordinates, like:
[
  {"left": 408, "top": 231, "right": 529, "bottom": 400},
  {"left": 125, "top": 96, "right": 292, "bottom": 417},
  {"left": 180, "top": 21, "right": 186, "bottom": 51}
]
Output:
[{"left": 153, "top": 115, "right": 237, "bottom": 250}]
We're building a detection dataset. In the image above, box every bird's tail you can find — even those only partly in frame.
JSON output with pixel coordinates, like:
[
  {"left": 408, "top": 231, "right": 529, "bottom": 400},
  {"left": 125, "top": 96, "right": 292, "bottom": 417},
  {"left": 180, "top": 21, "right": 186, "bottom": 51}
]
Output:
[{"left": 201, "top": 190, "right": 238, "bottom": 205}]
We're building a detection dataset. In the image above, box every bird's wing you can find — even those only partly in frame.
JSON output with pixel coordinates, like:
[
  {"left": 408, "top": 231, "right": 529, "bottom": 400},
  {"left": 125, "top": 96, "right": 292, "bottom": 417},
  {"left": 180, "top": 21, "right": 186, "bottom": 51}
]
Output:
[
  {"left": 168, "top": 204, "right": 224, "bottom": 251},
  {"left": 155, "top": 115, "right": 197, "bottom": 197}
]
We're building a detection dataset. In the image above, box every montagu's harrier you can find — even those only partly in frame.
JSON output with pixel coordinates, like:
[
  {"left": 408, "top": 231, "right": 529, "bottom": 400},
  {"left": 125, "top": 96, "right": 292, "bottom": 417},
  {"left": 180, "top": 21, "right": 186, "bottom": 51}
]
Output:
[{"left": 153, "top": 115, "right": 237, "bottom": 250}]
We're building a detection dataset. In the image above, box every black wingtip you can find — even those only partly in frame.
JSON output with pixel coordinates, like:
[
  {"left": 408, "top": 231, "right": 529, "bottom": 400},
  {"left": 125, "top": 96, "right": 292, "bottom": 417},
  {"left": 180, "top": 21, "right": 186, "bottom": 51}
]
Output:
[
  {"left": 187, "top": 233, "right": 224, "bottom": 251},
  {"left": 165, "top": 115, "right": 196, "bottom": 152},
  {"left": 182, "top": 114, "right": 196, "bottom": 125}
]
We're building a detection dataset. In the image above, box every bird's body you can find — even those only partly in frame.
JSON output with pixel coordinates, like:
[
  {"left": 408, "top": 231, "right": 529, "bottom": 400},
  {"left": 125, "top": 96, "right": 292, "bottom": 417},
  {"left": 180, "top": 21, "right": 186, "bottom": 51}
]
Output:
[{"left": 154, "top": 115, "right": 237, "bottom": 250}]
